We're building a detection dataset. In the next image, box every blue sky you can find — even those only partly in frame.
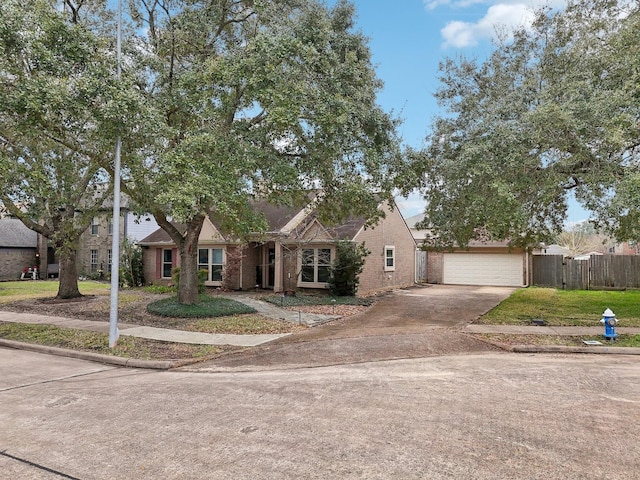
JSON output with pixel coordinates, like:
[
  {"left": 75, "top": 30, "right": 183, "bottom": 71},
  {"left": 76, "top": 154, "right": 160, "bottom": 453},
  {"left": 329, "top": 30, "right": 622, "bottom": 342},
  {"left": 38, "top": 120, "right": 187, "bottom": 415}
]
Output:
[{"left": 335, "top": 0, "right": 588, "bottom": 223}]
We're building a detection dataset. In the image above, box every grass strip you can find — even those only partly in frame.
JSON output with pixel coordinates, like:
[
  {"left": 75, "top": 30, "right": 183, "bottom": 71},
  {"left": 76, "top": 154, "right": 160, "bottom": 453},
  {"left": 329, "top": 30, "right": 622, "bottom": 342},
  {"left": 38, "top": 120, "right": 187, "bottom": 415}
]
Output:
[
  {"left": 0, "top": 322, "right": 223, "bottom": 360},
  {"left": 186, "top": 314, "right": 303, "bottom": 334},
  {"left": 475, "top": 333, "right": 640, "bottom": 348}
]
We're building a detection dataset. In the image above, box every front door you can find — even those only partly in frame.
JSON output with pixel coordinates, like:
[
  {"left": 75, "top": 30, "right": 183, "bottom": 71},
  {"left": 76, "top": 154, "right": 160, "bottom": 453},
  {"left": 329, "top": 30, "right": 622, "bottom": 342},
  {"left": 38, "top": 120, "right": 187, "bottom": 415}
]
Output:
[{"left": 267, "top": 247, "right": 275, "bottom": 288}]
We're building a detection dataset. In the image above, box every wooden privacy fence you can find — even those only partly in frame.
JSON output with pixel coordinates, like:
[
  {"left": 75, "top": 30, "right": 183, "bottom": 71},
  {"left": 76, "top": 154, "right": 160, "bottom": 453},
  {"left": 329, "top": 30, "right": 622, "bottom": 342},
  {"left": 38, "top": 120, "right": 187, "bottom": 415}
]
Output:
[{"left": 532, "top": 254, "right": 640, "bottom": 290}]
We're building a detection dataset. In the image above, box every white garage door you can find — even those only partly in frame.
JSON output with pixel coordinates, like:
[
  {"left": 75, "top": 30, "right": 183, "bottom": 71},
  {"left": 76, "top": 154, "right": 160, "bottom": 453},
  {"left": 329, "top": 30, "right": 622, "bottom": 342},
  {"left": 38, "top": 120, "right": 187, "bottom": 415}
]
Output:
[{"left": 443, "top": 253, "right": 523, "bottom": 286}]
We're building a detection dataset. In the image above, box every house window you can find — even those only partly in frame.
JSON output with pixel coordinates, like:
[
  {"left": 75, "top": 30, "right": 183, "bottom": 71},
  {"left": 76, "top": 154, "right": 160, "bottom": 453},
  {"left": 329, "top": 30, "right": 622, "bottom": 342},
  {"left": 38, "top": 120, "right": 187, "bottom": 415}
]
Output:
[
  {"left": 384, "top": 245, "right": 396, "bottom": 272},
  {"left": 91, "top": 217, "right": 99, "bottom": 235},
  {"left": 107, "top": 249, "right": 112, "bottom": 273},
  {"left": 301, "top": 247, "right": 332, "bottom": 285},
  {"left": 90, "top": 249, "right": 98, "bottom": 273},
  {"left": 198, "top": 248, "right": 224, "bottom": 283},
  {"left": 107, "top": 219, "right": 113, "bottom": 235},
  {"left": 162, "top": 249, "right": 173, "bottom": 278}
]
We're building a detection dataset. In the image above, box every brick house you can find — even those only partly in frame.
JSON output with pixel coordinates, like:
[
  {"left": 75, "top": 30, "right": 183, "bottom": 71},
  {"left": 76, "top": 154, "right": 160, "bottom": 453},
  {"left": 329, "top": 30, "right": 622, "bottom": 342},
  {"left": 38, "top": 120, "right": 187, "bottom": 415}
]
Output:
[
  {"left": 0, "top": 218, "right": 39, "bottom": 280},
  {"left": 139, "top": 199, "right": 416, "bottom": 296},
  {"left": 76, "top": 209, "right": 159, "bottom": 278}
]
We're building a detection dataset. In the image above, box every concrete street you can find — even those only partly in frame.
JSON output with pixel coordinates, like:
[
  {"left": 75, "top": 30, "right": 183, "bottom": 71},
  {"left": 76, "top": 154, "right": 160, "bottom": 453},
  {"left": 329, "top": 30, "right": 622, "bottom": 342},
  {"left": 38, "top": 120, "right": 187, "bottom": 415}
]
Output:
[{"left": 2, "top": 347, "right": 640, "bottom": 479}]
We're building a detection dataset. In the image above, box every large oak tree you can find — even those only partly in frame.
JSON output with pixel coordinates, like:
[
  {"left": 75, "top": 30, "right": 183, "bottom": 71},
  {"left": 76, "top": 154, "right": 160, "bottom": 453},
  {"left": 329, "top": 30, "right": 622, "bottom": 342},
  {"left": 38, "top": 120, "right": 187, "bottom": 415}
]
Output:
[
  {"left": 415, "top": 0, "right": 640, "bottom": 249},
  {"left": 0, "top": 0, "right": 124, "bottom": 298},
  {"left": 123, "top": 0, "right": 403, "bottom": 303}
]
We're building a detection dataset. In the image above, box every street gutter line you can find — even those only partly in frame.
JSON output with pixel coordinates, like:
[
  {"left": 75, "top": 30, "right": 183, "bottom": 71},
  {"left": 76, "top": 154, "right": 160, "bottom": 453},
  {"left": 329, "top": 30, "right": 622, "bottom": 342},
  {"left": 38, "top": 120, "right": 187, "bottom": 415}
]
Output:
[
  {"left": 0, "top": 450, "right": 82, "bottom": 480},
  {"left": 0, "top": 368, "right": 116, "bottom": 392}
]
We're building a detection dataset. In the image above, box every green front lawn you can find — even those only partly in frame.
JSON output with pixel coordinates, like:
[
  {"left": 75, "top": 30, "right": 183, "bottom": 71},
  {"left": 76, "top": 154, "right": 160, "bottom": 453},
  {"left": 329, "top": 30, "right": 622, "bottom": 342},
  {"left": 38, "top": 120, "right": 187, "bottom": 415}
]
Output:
[
  {"left": 481, "top": 287, "right": 640, "bottom": 326},
  {"left": 0, "top": 280, "right": 110, "bottom": 303}
]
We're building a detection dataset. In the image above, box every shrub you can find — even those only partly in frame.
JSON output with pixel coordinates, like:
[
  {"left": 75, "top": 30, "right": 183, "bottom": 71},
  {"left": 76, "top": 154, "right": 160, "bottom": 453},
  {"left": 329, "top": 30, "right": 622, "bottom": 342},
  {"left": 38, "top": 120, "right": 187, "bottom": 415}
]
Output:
[
  {"left": 171, "top": 267, "right": 208, "bottom": 294},
  {"left": 142, "top": 284, "right": 175, "bottom": 294},
  {"left": 328, "top": 241, "right": 369, "bottom": 296},
  {"left": 221, "top": 246, "right": 244, "bottom": 291},
  {"left": 147, "top": 294, "right": 256, "bottom": 318},
  {"left": 120, "top": 237, "right": 144, "bottom": 287}
]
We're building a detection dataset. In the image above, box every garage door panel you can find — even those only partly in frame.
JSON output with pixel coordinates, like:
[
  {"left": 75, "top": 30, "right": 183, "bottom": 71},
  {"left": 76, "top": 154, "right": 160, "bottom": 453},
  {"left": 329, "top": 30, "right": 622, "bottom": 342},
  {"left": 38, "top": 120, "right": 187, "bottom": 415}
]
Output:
[{"left": 443, "top": 253, "right": 523, "bottom": 286}]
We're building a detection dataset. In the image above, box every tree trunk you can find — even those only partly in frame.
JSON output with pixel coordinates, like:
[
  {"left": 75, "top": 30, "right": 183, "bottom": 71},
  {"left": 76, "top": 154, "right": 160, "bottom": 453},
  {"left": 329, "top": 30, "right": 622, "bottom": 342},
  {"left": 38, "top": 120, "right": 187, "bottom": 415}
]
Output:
[
  {"left": 153, "top": 211, "right": 205, "bottom": 305},
  {"left": 176, "top": 218, "right": 205, "bottom": 305},
  {"left": 177, "top": 247, "right": 200, "bottom": 304},
  {"left": 57, "top": 249, "right": 82, "bottom": 299}
]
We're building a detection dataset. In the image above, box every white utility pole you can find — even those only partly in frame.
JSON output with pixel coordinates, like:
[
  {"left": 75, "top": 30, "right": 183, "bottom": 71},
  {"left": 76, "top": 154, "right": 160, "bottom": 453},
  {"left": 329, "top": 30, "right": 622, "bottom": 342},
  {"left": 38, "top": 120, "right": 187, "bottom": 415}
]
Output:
[{"left": 109, "top": 0, "right": 123, "bottom": 348}]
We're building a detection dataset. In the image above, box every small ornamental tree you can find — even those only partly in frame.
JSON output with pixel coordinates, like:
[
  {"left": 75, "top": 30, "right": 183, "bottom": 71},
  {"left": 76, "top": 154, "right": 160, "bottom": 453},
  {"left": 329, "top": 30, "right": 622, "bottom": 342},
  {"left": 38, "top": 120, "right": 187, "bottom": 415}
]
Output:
[
  {"left": 120, "top": 237, "right": 144, "bottom": 287},
  {"left": 221, "top": 246, "right": 244, "bottom": 292},
  {"left": 328, "top": 241, "right": 369, "bottom": 296}
]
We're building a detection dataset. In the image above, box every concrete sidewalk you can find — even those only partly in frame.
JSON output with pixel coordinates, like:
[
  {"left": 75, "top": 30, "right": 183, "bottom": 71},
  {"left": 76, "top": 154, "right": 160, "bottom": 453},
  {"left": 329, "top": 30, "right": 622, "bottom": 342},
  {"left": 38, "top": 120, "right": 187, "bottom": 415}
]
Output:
[{"left": 0, "top": 310, "right": 290, "bottom": 346}]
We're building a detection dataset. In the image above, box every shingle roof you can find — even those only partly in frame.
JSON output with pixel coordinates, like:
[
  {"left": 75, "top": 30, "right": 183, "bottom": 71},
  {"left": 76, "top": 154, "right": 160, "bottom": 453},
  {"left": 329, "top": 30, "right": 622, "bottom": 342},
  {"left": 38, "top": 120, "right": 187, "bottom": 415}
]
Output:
[
  {"left": 139, "top": 227, "right": 174, "bottom": 244},
  {"left": 251, "top": 199, "right": 307, "bottom": 232},
  {"left": 0, "top": 219, "right": 37, "bottom": 248},
  {"left": 139, "top": 198, "right": 371, "bottom": 245}
]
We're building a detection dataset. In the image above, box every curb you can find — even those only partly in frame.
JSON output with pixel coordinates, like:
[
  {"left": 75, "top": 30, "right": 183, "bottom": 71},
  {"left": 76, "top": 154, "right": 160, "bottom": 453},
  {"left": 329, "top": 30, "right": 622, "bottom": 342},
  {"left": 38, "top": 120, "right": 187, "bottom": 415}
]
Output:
[
  {"left": 464, "top": 333, "right": 640, "bottom": 355},
  {"left": 510, "top": 344, "right": 640, "bottom": 355},
  {"left": 0, "top": 339, "right": 203, "bottom": 370}
]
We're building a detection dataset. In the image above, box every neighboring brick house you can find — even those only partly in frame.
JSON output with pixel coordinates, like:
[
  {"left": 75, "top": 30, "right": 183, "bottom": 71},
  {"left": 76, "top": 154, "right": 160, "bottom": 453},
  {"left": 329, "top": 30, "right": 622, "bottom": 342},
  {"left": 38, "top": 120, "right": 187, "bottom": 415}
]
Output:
[
  {"left": 77, "top": 201, "right": 159, "bottom": 278},
  {"left": 139, "top": 199, "right": 416, "bottom": 296},
  {"left": 607, "top": 241, "right": 639, "bottom": 255},
  {"left": 0, "top": 218, "right": 38, "bottom": 281}
]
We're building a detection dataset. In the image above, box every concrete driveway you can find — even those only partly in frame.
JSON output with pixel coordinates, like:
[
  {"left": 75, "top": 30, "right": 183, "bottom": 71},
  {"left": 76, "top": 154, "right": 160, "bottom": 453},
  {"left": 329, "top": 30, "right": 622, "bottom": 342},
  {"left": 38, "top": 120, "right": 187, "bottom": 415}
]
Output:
[{"left": 187, "top": 284, "right": 517, "bottom": 372}]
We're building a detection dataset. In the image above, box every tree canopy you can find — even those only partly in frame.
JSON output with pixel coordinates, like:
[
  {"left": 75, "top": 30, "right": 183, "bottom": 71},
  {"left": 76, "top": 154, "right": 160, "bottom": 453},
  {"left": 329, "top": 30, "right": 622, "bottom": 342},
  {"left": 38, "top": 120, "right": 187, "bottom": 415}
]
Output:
[
  {"left": 415, "top": 0, "right": 640, "bottom": 249},
  {"left": 121, "top": 0, "right": 403, "bottom": 303},
  {"left": 0, "top": 0, "right": 403, "bottom": 303},
  {"left": 0, "top": 0, "right": 122, "bottom": 298}
]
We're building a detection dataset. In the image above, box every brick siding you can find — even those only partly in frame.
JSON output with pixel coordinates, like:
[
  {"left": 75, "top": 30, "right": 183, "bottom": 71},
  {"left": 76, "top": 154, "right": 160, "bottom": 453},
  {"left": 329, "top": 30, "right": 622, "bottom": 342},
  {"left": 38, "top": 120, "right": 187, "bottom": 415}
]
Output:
[
  {"left": 0, "top": 248, "right": 38, "bottom": 281},
  {"left": 355, "top": 204, "right": 416, "bottom": 295}
]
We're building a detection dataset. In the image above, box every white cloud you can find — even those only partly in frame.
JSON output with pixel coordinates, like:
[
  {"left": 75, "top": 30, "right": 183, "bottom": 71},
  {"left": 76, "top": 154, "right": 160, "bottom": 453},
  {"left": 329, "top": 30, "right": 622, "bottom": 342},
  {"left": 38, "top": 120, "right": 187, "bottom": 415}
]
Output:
[
  {"left": 435, "top": 0, "right": 567, "bottom": 49},
  {"left": 441, "top": 20, "right": 481, "bottom": 48},
  {"left": 424, "top": 0, "right": 452, "bottom": 10},
  {"left": 442, "top": 3, "right": 536, "bottom": 48}
]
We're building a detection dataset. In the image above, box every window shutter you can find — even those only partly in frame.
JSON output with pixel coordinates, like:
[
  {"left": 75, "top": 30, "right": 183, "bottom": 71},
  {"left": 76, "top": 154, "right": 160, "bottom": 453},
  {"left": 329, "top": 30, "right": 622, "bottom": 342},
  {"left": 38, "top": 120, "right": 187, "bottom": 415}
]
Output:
[{"left": 155, "top": 249, "right": 162, "bottom": 279}]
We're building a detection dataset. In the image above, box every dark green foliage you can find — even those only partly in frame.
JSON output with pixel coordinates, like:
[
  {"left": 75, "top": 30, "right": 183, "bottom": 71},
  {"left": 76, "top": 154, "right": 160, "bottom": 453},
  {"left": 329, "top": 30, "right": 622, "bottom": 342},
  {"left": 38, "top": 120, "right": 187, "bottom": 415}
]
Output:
[
  {"left": 197, "top": 269, "right": 208, "bottom": 294},
  {"left": 171, "top": 267, "right": 180, "bottom": 288},
  {"left": 142, "top": 284, "right": 175, "bottom": 294},
  {"left": 418, "top": 0, "right": 640, "bottom": 248},
  {"left": 171, "top": 267, "right": 208, "bottom": 294},
  {"left": 120, "top": 237, "right": 144, "bottom": 287},
  {"left": 327, "top": 241, "right": 369, "bottom": 296},
  {"left": 146, "top": 295, "right": 256, "bottom": 318}
]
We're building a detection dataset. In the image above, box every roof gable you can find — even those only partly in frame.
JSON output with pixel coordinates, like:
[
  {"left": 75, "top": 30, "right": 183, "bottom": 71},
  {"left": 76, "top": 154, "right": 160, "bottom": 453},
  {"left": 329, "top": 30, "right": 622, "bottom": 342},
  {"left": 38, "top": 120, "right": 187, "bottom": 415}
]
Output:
[{"left": 199, "top": 217, "right": 225, "bottom": 242}]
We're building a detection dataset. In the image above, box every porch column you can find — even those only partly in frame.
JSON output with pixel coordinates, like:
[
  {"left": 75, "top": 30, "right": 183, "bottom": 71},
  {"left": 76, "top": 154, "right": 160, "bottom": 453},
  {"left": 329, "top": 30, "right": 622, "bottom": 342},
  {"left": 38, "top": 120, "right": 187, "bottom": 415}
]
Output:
[{"left": 274, "top": 239, "right": 284, "bottom": 292}]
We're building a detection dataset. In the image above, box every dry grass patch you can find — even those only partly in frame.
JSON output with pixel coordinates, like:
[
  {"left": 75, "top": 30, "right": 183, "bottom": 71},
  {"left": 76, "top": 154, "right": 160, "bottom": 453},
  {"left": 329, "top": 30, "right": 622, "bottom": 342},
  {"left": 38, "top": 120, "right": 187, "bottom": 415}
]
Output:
[{"left": 0, "top": 322, "right": 230, "bottom": 361}]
